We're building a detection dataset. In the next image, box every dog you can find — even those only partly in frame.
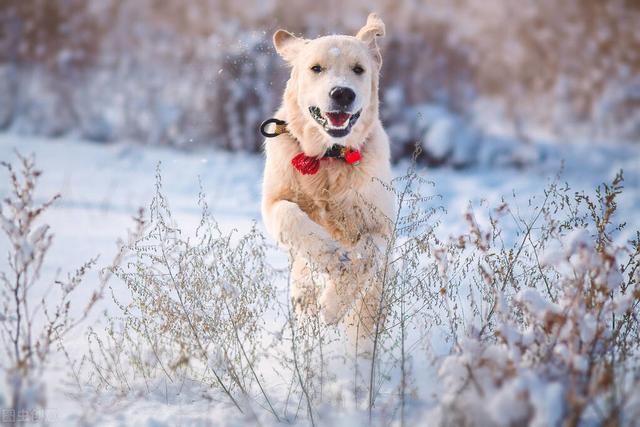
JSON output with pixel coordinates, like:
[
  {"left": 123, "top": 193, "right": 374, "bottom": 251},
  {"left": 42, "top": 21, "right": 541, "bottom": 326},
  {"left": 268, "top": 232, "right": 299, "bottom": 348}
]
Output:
[{"left": 261, "top": 13, "right": 394, "bottom": 341}]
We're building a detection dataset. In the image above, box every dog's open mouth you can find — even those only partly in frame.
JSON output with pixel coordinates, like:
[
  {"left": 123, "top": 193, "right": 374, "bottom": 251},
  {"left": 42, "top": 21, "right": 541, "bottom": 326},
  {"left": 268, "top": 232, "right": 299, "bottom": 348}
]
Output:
[
  {"left": 309, "top": 106, "right": 361, "bottom": 138},
  {"left": 326, "top": 112, "right": 351, "bottom": 128}
]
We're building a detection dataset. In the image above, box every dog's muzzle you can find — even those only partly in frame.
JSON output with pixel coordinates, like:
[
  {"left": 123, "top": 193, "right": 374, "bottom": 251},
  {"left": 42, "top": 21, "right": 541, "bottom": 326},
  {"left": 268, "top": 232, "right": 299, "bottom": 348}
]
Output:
[{"left": 309, "top": 106, "right": 361, "bottom": 138}]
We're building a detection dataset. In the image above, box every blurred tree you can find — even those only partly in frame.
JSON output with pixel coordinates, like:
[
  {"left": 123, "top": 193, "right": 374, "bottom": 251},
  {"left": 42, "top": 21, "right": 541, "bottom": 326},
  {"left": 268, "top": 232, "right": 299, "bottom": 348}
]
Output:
[
  {"left": 0, "top": 0, "right": 637, "bottom": 152},
  {"left": 0, "top": 0, "right": 101, "bottom": 68}
]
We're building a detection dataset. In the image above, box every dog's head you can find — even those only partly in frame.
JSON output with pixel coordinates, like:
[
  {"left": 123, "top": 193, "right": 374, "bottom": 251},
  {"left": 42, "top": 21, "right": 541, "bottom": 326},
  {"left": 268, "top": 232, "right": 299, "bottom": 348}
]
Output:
[{"left": 274, "top": 13, "right": 385, "bottom": 154}]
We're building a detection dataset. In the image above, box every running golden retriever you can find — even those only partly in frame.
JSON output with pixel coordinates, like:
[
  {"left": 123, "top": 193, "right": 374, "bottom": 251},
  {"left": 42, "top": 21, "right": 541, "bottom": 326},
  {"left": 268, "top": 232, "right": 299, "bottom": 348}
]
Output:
[{"left": 261, "top": 13, "right": 394, "bottom": 340}]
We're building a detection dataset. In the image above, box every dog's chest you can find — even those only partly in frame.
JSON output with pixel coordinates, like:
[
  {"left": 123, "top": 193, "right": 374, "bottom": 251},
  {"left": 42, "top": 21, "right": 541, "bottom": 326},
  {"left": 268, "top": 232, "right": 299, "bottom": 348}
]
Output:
[
  {"left": 294, "top": 162, "right": 369, "bottom": 247},
  {"left": 302, "top": 160, "right": 360, "bottom": 198}
]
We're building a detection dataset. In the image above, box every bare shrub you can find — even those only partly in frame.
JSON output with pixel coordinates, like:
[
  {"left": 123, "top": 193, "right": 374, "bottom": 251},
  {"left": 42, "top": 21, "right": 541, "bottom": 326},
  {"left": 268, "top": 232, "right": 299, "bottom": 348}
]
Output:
[
  {"left": 82, "top": 158, "right": 639, "bottom": 426},
  {"left": 91, "top": 166, "right": 279, "bottom": 418},
  {"left": 429, "top": 171, "right": 640, "bottom": 426},
  {"left": 0, "top": 152, "right": 126, "bottom": 424}
]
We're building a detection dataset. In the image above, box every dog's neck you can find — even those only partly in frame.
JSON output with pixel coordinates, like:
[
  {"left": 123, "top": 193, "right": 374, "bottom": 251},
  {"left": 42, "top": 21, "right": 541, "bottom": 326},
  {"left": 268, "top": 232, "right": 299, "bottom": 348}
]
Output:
[{"left": 282, "top": 75, "right": 380, "bottom": 158}]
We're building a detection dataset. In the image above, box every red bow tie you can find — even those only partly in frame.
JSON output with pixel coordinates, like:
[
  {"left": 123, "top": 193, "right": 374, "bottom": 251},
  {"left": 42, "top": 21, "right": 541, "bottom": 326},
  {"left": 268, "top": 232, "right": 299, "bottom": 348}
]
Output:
[{"left": 291, "top": 147, "right": 361, "bottom": 175}]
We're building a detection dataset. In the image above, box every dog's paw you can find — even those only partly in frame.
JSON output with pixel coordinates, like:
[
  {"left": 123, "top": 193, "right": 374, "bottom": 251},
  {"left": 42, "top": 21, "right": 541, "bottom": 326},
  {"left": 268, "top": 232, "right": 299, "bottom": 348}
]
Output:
[
  {"left": 289, "top": 272, "right": 320, "bottom": 317},
  {"left": 327, "top": 248, "right": 352, "bottom": 275},
  {"left": 319, "top": 285, "right": 344, "bottom": 325},
  {"left": 291, "top": 294, "right": 319, "bottom": 317},
  {"left": 306, "top": 246, "right": 351, "bottom": 277}
]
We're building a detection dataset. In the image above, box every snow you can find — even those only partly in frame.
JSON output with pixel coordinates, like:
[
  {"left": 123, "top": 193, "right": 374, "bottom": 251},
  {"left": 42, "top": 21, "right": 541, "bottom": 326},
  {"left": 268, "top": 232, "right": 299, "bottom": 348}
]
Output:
[
  {"left": 0, "top": 133, "right": 639, "bottom": 425},
  {"left": 516, "top": 288, "right": 560, "bottom": 316}
]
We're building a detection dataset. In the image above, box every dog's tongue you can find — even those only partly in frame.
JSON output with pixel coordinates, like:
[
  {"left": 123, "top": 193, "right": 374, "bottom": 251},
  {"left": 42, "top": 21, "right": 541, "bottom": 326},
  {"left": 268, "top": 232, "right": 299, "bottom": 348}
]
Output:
[{"left": 326, "top": 112, "right": 350, "bottom": 127}]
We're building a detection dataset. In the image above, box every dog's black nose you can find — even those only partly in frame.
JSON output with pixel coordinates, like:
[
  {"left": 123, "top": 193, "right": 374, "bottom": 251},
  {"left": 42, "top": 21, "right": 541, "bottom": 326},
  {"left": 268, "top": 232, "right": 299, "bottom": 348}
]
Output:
[{"left": 329, "top": 86, "right": 355, "bottom": 107}]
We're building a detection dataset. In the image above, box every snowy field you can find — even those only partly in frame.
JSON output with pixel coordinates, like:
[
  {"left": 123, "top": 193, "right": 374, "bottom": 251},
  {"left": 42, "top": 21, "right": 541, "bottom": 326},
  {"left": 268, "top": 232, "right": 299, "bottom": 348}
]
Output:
[{"left": 0, "top": 133, "right": 639, "bottom": 425}]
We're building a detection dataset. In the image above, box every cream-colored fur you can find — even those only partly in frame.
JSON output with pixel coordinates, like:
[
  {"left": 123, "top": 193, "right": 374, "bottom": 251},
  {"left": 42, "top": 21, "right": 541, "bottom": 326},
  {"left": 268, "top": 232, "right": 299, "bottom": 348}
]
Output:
[{"left": 261, "top": 14, "right": 394, "bottom": 340}]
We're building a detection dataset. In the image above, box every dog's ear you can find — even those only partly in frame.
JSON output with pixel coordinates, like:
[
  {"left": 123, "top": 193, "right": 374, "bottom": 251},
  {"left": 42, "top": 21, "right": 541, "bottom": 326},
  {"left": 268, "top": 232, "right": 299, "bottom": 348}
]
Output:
[
  {"left": 273, "top": 30, "right": 306, "bottom": 63},
  {"left": 356, "top": 13, "right": 385, "bottom": 68}
]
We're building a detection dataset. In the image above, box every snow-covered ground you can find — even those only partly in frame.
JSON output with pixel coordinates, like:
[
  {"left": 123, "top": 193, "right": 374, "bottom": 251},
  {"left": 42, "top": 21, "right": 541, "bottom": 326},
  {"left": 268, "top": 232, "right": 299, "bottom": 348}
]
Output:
[{"left": 0, "top": 134, "right": 639, "bottom": 425}]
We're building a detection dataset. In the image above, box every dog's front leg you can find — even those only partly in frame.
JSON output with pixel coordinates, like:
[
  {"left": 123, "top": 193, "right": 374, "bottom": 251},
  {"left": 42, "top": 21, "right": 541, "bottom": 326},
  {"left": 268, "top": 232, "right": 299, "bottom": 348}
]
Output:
[
  {"left": 289, "top": 256, "right": 321, "bottom": 316},
  {"left": 264, "top": 199, "right": 345, "bottom": 268},
  {"left": 319, "top": 233, "right": 388, "bottom": 325}
]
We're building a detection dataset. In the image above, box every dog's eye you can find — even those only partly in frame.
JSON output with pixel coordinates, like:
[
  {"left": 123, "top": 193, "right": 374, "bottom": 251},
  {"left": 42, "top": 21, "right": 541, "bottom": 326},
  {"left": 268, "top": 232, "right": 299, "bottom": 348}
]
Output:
[
  {"left": 352, "top": 65, "right": 365, "bottom": 75},
  {"left": 310, "top": 64, "right": 323, "bottom": 73}
]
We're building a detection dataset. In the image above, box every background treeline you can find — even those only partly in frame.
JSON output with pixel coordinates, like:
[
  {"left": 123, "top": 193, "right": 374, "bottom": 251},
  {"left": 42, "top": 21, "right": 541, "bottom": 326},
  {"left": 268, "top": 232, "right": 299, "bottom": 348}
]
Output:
[{"left": 0, "top": 0, "right": 638, "bottom": 163}]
